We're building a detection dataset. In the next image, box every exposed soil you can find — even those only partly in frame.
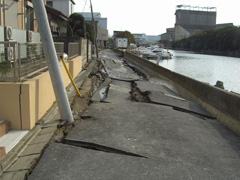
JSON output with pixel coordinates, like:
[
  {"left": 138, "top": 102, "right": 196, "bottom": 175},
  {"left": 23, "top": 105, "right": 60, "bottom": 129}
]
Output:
[
  {"left": 131, "top": 82, "right": 151, "bottom": 103},
  {"left": 52, "top": 61, "right": 106, "bottom": 143}
]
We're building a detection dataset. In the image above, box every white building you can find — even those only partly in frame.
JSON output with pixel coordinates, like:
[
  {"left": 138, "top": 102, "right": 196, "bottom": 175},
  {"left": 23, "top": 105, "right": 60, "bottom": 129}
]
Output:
[
  {"left": 80, "top": 12, "right": 107, "bottom": 30},
  {"left": 79, "top": 12, "right": 108, "bottom": 48},
  {"left": 133, "top": 33, "right": 147, "bottom": 45},
  {"left": 46, "top": 0, "right": 75, "bottom": 17},
  {"left": 147, "top": 35, "right": 160, "bottom": 43}
]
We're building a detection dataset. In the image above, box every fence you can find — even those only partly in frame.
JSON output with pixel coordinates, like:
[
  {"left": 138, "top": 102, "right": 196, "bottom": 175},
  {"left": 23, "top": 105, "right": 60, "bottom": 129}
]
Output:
[
  {"left": 0, "top": 41, "right": 64, "bottom": 82},
  {"left": 68, "top": 42, "right": 80, "bottom": 59}
]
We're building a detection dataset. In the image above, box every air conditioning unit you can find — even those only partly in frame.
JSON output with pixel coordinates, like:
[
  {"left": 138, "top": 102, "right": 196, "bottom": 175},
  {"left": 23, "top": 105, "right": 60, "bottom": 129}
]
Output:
[
  {"left": 27, "top": 31, "right": 33, "bottom": 42},
  {"left": 5, "top": 47, "right": 14, "bottom": 61},
  {"left": 4, "top": 26, "right": 13, "bottom": 41}
]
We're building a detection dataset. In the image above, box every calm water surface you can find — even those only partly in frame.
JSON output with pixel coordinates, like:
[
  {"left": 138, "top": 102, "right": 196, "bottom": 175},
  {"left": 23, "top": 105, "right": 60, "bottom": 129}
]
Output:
[{"left": 155, "top": 50, "right": 240, "bottom": 93}]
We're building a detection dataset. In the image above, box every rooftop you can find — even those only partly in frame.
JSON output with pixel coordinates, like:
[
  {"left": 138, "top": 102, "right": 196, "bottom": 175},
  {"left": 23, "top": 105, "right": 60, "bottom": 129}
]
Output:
[{"left": 176, "top": 5, "right": 216, "bottom": 12}]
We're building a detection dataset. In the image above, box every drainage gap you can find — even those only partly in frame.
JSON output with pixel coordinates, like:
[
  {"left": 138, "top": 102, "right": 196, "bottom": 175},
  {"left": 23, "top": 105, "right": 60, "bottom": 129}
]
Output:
[{"left": 63, "top": 139, "right": 147, "bottom": 158}]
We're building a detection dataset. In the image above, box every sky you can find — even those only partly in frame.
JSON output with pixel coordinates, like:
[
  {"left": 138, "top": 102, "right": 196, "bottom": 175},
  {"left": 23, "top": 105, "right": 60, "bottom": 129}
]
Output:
[{"left": 74, "top": 0, "right": 239, "bottom": 36}]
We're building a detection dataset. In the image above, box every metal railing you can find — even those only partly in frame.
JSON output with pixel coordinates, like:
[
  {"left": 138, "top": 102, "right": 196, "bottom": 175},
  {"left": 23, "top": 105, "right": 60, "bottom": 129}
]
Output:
[
  {"left": 0, "top": 41, "right": 18, "bottom": 81},
  {"left": 0, "top": 41, "right": 64, "bottom": 82}
]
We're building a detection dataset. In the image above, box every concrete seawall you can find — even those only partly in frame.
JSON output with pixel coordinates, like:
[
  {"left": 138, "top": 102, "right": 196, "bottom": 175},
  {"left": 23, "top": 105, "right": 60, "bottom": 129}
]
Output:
[{"left": 114, "top": 49, "right": 240, "bottom": 135}]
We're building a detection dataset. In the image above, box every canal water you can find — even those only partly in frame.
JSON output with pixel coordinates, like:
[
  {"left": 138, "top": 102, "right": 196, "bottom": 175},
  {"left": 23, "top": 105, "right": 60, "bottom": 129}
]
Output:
[{"left": 154, "top": 50, "right": 240, "bottom": 94}]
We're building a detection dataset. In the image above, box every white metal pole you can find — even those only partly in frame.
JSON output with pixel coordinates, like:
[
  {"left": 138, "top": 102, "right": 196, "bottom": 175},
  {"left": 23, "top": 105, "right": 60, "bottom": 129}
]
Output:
[
  {"left": 90, "top": 0, "right": 99, "bottom": 59},
  {"left": 32, "top": 0, "right": 74, "bottom": 124}
]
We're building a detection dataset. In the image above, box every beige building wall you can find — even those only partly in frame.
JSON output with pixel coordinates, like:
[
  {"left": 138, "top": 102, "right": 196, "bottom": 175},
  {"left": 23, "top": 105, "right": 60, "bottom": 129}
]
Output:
[
  {"left": 0, "top": 83, "right": 21, "bottom": 129},
  {"left": 69, "top": 56, "right": 82, "bottom": 79},
  {"left": 21, "top": 80, "right": 36, "bottom": 130},
  {"left": 33, "top": 63, "right": 70, "bottom": 121},
  {"left": 0, "top": 60, "right": 79, "bottom": 130}
]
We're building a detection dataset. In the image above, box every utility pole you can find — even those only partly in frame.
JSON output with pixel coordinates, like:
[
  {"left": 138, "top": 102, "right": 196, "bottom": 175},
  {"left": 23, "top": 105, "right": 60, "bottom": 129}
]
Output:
[
  {"left": 89, "top": 0, "right": 99, "bottom": 59},
  {"left": 32, "top": 0, "right": 74, "bottom": 124}
]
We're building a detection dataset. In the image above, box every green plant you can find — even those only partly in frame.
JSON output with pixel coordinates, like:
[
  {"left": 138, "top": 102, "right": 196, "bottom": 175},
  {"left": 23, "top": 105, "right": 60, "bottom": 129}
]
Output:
[
  {"left": 67, "top": 13, "right": 86, "bottom": 38},
  {"left": 86, "top": 22, "right": 95, "bottom": 42},
  {"left": 0, "top": 61, "right": 13, "bottom": 76},
  {"left": 115, "top": 31, "right": 136, "bottom": 45},
  {"left": 0, "top": 52, "right": 5, "bottom": 62},
  {"left": 173, "top": 26, "right": 240, "bottom": 53}
]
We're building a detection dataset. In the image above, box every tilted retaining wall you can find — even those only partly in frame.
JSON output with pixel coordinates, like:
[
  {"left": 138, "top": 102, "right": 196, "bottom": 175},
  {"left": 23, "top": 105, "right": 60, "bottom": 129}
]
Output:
[{"left": 117, "top": 50, "right": 240, "bottom": 135}]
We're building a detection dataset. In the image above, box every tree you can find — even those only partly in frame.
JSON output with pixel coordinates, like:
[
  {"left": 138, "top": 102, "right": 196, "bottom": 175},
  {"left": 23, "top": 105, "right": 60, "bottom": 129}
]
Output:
[
  {"left": 172, "top": 26, "right": 240, "bottom": 53},
  {"left": 115, "top": 31, "right": 136, "bottom": 45},
  {"left": 86, "top": 22, "right": 95, "bottom": 42},
  {"left": 67, "top": 13, "right": 86, "bottom": 37}
]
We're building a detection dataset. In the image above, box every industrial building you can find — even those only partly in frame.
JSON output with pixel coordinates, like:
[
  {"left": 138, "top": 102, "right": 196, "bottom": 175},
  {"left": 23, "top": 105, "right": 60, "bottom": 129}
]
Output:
[
  {"left": 159, "top": 5, "right": 234, "bottom": 47},
  {"left": 159, "top": 28, "right": 175, "bottom": 48},
  {"left": 174, "top": 5, "right": 217, "bottom": 41}
]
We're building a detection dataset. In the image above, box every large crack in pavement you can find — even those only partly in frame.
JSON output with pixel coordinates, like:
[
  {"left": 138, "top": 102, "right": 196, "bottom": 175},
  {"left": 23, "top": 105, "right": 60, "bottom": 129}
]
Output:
[
  {"left": 63, "top": 139, "right": 148, "bottom": 158},
  {"left": 130, "top": 81, "right": 215, "bottom": 119}
]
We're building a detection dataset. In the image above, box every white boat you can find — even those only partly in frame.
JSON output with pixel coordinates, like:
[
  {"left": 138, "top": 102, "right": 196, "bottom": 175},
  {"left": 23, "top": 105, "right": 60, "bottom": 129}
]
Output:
[
  {"left": 157, "top": 50, "right": 172, "bottom": 60},
  {"left": 151, "top": 48, "right": 172, "bottom": 60},
  {"left": 135, "top": 46, "right": 172, "bottom": 60}
]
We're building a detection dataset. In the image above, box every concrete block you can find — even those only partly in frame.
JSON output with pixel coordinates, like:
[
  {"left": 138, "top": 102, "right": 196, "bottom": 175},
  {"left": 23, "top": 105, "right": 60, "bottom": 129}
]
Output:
[
  {"left": 6, "top": 155, "right": 40, "bottom": 172},
  {"left": 19, "top": 143, "right": 47, "bottom": 157},
  {"left": 0, "top": 170, "right": 28, "bottom": 180},
  {"left": 29, "top": 132, "right": 54, "bottom": 145}
]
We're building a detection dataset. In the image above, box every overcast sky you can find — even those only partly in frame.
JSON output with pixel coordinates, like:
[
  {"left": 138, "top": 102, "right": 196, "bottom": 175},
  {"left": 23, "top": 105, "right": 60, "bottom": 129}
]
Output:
[{"left": 74, "top": 0, "right": 239, "bottom": 36}]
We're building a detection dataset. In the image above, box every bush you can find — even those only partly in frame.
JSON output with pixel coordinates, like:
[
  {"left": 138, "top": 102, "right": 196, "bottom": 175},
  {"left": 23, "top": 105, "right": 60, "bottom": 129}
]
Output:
[
  {"left": 115, "top": 31, "right": 136, "bottom": 45},
  {"left": 86, "top": 22, "right": 95, "bottom": 42}
]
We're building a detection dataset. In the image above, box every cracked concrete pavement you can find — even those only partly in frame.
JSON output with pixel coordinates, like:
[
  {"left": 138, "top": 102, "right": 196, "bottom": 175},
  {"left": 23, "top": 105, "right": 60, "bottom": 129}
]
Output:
[{"left": 29, "top": 50, "right": 240, "bottom": 180}]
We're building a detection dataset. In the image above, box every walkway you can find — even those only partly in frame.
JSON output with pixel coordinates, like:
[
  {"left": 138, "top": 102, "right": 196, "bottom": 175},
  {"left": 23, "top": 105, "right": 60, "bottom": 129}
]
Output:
[{"left": 29, "top": 50, "right": 240, "bottom": 180}]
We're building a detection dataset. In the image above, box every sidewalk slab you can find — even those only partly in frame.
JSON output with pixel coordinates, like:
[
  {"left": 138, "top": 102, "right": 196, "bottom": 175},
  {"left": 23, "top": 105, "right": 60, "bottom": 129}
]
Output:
[
  {"left": 105, "top": 80, "right": 132, "bottom": 102},
  {"left": 136, "top": 80, "right": 181, "bottom": 97},
  {"left": 149, "top": 90, "right": 213, "bottom": 118},
  {"left": 0, "top": 170, "right": 28, "bottom": 180},
  {"left": 136, "top": 80, "right": 214, "bottom": 118},
  {"left": 29, "top": 143, "right": 191, "bottom": 180},
  {"left": 6, "top": 154, "right": 39, "bottom": 172},
  {"left": 66, "top": 102, "right": 240, "bottom": 176},
  {"left": 19, "top": 143, "right": 47, "bottom": 157},
  {"left": 101, "top": 58, "right": 139, "bottom": 81}
]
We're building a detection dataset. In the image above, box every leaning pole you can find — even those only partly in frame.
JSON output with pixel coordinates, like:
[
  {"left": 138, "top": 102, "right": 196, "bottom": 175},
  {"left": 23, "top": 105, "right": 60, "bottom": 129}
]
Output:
[{"left": 32, "top": 0, "right": 74, "bottom": 124}]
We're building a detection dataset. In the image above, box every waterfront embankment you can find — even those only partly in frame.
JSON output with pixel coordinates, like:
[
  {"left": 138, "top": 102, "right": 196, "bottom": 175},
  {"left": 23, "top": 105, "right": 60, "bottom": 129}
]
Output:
[{"left": 117, "top": 49, "right": 240, "bottom": 135}]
